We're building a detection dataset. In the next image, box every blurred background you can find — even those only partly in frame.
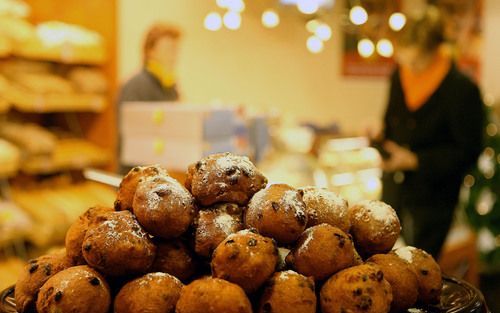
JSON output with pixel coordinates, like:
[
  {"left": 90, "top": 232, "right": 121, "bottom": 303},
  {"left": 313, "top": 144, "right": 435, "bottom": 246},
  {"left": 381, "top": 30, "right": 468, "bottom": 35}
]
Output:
[{"left": 0, "top": 0, "right": 499, "bottom": 310}]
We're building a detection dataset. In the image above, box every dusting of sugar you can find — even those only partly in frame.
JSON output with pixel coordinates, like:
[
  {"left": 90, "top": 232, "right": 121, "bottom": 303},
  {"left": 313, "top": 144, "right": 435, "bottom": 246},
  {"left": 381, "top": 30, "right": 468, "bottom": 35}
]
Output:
[
  {"left": 298, "top": 228, "right": 315, "bottom": 254},
  {"left": 214, "top": 153, "right": 256, "bottom": 177},
  {"left": 214, "top": 213, "right": 236, "bottom": 235},
  {"left": 99, "top": 213, "right": 149, "bottom": 244},
  {"left": 146, "top": 189, "right": 162, "bottom": 209},
  {"left": 395, "top": 246, "right": 416, "bottom": 263},
  {"left": 301, "top": 187, "right": 348, "bottom": 218},
  {"left": 248, "top": 188, "right": 267, "bottom": 212},
  {"left": 281, "top": 190, "right": 306, "bottom": 219},
  {"left": 355, "top": 200, "right": 398, "bottom": 226},
  {"left": 144, "top": 175, "right": 193, "bottom": 210},
  {"left": 277, "top": 270, "right": 297, "bottom": 281}
]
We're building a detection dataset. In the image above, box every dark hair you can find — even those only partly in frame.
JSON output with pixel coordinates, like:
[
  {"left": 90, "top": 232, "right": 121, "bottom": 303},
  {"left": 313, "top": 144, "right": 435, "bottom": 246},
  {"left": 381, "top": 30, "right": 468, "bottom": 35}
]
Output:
[
  {"left": 395, "top": 6, "right": 445, "bottom": 52},
  {"left": 143, "top": 23, "right": 181, "bottom": 63}
]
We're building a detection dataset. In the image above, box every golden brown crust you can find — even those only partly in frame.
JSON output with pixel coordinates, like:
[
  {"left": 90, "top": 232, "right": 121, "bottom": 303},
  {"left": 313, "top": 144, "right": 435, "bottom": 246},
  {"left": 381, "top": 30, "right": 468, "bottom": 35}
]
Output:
[
  {"left": 367, "top": 254, "right": 419, "bottom": 312},
  {"left": 133, "top": 175, "right": 196, "bottom": 239},
  {"left": 114, "top": 272, "right": 183, "bottom": 313},
  {"left": 82, "top": 210, "right": 156, "bottom": 276},
  {"left": 36, "top": 265, "right": 110, "bottom": 313},
  {"left": 320, "top": 264, "right": 393, "bottom": 313},
  {"left": 245, "top": 184, "right": 307, "bottom": 245},
  {"left": 211, "top": 229, "right": 279, "bottom": 294},
  {"left": 185, "top": 153, "right": 267, "bottom": 206},
  {"left": 65, "top": 206, "right": 113, "bottom": 265},
  {"left": 114, "top": 165, "right": 169, "bottom": 211},
  {"left": 348, "top": 200, "right": 401, "bottom": 257},
  {"left": 152, "top": 239, "right": 197, "bottom": 282},
  {"left": 299, "top": 187, "right": 350, "bottom": 232},
  {"left": 258, "top": 271, "right": 316, "bottom": 313},
  {"left": 15, "top": 253, "right": 72, "bottom": 313},
  {"left": 194, "top": 203, "right": 243, "bottom": 257},
  {"left": 286, "top": 224, "right": 355, "bottom": 281},
  {"left": 392, "top": 246, "right": 442, "bottom": 304},
  {"left": 176, "top": 277, "right": 252, "bottom": 313}
]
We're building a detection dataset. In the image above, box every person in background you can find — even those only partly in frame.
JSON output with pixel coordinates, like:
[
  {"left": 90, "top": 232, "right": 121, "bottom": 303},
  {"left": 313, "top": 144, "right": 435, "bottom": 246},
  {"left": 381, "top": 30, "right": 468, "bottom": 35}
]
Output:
[
  {"left": 117, "top": 23, "right": 181, "bottom": 174},
  {"left": 118, "top": 23, "right": 180, "bottom": 102},
  {"left": 380, "top": 6, "right": 484, "bottom": 259}
]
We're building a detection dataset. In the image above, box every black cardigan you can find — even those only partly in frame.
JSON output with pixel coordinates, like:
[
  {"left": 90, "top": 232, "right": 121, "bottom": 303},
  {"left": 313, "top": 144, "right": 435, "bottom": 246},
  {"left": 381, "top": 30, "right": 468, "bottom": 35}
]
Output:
[{"left": 382, "top": 63, "right": 484, "bottom": 211}]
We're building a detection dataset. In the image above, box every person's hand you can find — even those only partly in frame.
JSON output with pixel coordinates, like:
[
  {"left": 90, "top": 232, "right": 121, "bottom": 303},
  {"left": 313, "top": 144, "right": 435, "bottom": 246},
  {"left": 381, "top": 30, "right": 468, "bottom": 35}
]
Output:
[{"left": 382, "top": 141, "right": 419, "bottom": 172}]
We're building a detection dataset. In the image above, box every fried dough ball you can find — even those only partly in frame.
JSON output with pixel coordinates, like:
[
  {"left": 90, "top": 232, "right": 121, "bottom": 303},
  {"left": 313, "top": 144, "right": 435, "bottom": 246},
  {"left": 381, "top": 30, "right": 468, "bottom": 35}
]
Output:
[
  {"left": 114, "top": 272, "right": 183, "bottom": 313},
  {"left": 367, "top": 253, "right": 419, "bottom": 312},
  {"left": 393, "top": 246, "right": 442, "bottom": 304},
  {"left": 82, "top": 210, "right": 156, "bottom": 276},
  {"left": 299, "top": 187, "right": 350, "bottom": 232},
  {"left": 245, "top": 184, "right": 307, "bottom": 245},
  {"left": 320, "top": 264, "right": 393, "bottom": 313},
  {"left": 211, "top": 229, "right": 279, "bottom": 293},
  {"left": 185, "top": 153, "right": 267, "bottom": 206},
  {"left": 15, "top": 253, "right": 72, "bottom": 313},
  {"left": 115, "top": 165, "right": 169, "bottom": 211},
  {"left": 133, "top": 175, "right": 197, "bottom": 239},
  {"left": 258, "top": 270, "right": 316, "bottom": 313},
  {"left": 36, "top": 265, "right": 110, "bottom": 313},
  {"left": 176, "top": 277, "right": 252, "bottom": 313},
  {"left": 194, "top": 203, "right": 243, "bottom": 257},
  {"left": 65, "top": 206, "right": 113, "bottom": 265},
  {"left": 286, "top": 224, "right": 355, "bottom": 281},
  {"left": 152, "top": 239, "right": 197, "bottom": 282},
  {"left": 348, "top": 200, "right": 401, "bottom": 257}
]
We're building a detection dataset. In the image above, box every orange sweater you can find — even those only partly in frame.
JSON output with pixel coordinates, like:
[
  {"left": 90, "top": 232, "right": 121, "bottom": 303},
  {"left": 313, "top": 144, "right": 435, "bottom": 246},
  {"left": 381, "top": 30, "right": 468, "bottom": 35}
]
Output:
[{"left": 400, "top": 50, "right": 451, "bottom": 111}]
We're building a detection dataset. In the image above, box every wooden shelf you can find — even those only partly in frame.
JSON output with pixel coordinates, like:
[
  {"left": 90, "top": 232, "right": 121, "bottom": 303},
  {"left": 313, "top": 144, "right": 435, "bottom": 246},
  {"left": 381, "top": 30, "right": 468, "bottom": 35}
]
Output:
[{"left": 4, "top": 84, "right": 107, "bottom": 113}]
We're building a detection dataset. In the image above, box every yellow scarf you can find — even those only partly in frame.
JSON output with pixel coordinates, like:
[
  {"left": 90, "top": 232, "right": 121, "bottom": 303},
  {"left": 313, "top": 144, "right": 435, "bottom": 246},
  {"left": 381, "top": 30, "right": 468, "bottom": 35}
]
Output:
[{"left": 146, "top": 60, "right": 176, "bottom": 88}]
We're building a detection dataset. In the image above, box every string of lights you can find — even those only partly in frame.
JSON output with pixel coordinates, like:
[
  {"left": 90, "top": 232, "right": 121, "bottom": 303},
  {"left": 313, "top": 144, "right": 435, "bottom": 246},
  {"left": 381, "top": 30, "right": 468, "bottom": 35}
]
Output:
[{"left": 203, "top": 0, "right": 407, "bottom": 57}]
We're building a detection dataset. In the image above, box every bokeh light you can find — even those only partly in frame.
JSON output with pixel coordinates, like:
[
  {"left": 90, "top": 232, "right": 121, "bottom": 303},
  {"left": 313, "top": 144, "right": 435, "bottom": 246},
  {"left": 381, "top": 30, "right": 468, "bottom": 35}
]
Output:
[
  {"left": 262, "top": 9, "right": 280, "bottom": 28},
  {"left": 358, "top": 38, "right": 375, "bottom": 58},
  {"left": 350, "top": 6, "right": 368, "bottom": 25},
  {"left": 204, "top": 12, "right": 222, "bottom": 31},
  {"left": 307, "top": 35, "right": 324, "bottom": 53}
]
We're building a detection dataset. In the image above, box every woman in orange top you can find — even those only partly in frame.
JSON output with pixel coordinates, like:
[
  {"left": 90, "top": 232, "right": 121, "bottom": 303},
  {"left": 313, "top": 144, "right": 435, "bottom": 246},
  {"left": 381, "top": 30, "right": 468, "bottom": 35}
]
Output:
[{"left": 381, "top": 6, "right": 484, "bottom": 258}]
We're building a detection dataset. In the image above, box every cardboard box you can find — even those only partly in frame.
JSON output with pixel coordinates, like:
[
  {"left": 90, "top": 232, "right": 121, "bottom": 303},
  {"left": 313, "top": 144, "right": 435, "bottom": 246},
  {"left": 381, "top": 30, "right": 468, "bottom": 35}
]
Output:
[
  {"left": 121, "top": 135, "right": 236, "bottom": 171},
  {"left": 120, "top": 102, "right": 236, "bottom": 141}
]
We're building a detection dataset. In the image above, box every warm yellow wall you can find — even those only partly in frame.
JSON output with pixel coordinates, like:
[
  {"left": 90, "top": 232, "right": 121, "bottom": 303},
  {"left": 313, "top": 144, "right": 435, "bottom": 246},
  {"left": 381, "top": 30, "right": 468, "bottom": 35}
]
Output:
[
  {"left": 118, "top": 0, "right": 500, "bottom": 132},
  {"left": 117, "top": 0, "right": 389, "bottom": 133}
]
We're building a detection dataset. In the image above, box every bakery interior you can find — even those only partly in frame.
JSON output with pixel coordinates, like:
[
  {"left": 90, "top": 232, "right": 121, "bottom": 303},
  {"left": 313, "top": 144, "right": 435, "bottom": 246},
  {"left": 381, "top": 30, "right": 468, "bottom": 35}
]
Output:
[{"left": 0, "top": 0, "right": 499, "bottom": 312}]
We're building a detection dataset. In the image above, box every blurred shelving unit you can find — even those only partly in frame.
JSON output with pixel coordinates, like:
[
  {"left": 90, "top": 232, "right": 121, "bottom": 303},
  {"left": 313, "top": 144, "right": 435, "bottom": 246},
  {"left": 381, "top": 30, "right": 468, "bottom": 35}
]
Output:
[
  {"left": 315, "top": 136, "right": 382, "bottom": 204},
  {"left": 0, "top": 0, "right": 118, "bottom": 259}
]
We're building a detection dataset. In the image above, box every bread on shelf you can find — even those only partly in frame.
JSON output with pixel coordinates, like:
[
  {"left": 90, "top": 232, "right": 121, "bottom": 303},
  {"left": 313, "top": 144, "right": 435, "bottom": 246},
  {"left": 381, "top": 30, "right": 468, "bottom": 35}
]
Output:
[
  {"left": 14, "top": 21, "right": 106, "bottom": 65},
  {"left": 0, "top": 200, "right": 33, "bottom": 247},
  {"left": 68, "top": 67, "right": 108, "bottom": 94},
  {"left": 21, "top": 138, "right": 110, "bottom": 175},
  {"left": 0, "top": 61, "right": 107, "bottom": 112},
  {"left": 0, "top": 138, "right": 20, "bottom": 177},
  {"left": 0, "top": 121, "right": 56, "bottom": 156},
  {"left": 0, "top": 15, "right": 34, "bottom": 45},
  {"left": 11, "top": 180, "right": 116, "bottom": 247},
  {"left": 0, "top": 0, "right": 31, "bottom": 18},
  {"left": 4, "top": 84, "right": 106, "bottom": 112}
]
